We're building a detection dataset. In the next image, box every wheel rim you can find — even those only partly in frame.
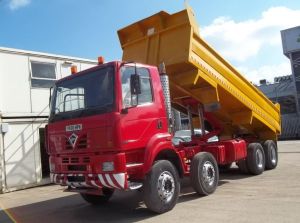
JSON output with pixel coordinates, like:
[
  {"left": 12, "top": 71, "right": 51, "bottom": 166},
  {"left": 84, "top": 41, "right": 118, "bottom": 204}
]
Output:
[
  {"left": 256, "top": 149, "right": 264, "bottom": 168},
  {"left": 157, "top": 171, "right": 175, "bottom": 203},
  {"left": 270, "top": 145, "right": 277, "bottom": 165},
  {"left": 202, "top": 161, "right": 216, "bottom": 186}
]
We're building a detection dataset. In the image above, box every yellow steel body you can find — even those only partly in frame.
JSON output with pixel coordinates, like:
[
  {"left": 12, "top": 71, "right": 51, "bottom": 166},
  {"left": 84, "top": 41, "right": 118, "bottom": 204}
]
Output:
[{"left": 118, "top": 7, "right": 281, "bottom": 140}]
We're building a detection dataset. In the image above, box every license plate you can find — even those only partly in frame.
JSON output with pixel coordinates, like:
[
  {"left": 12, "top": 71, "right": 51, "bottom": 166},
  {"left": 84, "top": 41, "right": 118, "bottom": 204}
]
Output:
[{"left": 66, "top": 124, "right": 82, "bottom": 132}]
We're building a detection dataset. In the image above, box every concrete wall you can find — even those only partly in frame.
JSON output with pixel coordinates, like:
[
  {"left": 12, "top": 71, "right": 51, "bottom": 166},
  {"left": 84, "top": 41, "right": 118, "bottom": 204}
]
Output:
[{"left": 0, "top": 48, "right": 97, "bottom": 192}]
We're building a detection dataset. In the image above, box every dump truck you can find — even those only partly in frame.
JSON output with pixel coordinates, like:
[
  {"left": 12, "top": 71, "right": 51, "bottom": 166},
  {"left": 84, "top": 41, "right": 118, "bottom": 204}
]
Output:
[{"left": 45, "top": 7, "right": 281, "bottom": 213}]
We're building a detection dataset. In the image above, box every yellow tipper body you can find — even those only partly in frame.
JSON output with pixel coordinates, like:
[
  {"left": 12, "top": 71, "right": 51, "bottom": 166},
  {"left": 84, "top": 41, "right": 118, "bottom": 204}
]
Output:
[{"left": 118, "top": 6, "right": 281, "bottom": 140}]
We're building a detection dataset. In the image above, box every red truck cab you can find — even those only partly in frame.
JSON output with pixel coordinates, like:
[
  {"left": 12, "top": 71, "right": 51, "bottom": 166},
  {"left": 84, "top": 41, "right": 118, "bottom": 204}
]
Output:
[{"left": 46, "top": 61, "right": 175, "bottom": 192}]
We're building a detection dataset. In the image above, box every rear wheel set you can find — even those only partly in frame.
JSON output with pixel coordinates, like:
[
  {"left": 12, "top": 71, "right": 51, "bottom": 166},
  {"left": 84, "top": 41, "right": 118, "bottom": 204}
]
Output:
[{"left": 238, "top": 140, "right": 278, "bottom": 175}]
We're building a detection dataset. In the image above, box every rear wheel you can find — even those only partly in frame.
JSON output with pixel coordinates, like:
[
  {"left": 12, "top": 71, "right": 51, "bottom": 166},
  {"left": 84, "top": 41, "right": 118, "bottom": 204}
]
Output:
[
  {"left": 247, "top": 143, "right": 265, "bottom": 175},
  {"left": 263, "top": 140, "right": 278, "bottom": 170},
  {"left": 80, "top": 188, "right": 114, "bottom": 205},
  {"left": 143, "top": 160, "right": 180, "bottom": 213},
  {"left": 190, "top": 152, "right": 219, "bottom": 195}
]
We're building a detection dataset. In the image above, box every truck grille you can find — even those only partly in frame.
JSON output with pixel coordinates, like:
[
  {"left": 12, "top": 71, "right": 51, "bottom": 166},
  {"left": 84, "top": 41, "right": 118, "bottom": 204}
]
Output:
[
  {"left": 61, "top": 157, "right": 90, "bottom": 164},
  {"left": 62, "top": 157, "right": 69, "bottom": 164},
  {"left": 83, "top": 157, "right": 90, "bottom": 163},
  {"left": 65, "top": 134, "right": 88, "bottom": 150},
  {"left": 71, "top": 157, "right": 79, "bottom": 163}
]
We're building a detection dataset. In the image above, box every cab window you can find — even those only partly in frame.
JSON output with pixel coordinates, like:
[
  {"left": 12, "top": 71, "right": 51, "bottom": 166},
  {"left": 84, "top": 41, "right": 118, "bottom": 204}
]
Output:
[{"left": 120, "top": 66, "right": 153, "bottom": 108}]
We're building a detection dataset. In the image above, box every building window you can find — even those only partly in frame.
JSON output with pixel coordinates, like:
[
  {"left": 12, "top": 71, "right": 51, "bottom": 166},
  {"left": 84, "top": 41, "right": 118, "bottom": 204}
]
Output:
[{"left": 31, "top": 61, "right": 56, "bottom": 88}]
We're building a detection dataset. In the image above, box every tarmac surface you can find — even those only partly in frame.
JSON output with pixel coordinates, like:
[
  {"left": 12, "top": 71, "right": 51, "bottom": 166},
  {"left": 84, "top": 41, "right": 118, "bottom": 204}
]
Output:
[{"left": 0, "top": 140, "right": 300, "bottom": 223}]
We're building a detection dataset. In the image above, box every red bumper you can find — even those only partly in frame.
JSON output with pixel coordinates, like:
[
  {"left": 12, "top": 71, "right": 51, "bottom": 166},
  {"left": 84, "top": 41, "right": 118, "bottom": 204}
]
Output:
[
  {"left": 49, "top": 152, "right": 128, "bottom": 190},
  {"left": 50, "top": 172, "right": 128, "bottom": 189}
]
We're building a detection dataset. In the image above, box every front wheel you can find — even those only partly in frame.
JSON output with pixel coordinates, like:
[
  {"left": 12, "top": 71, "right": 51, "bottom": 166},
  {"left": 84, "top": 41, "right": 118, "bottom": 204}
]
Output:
[
  {"left": 80, "top": 188, "right": 114, "bottom": 205},
  {"left": 190, "top": 152, "right": 219, "bottom": 195},
  {"left": 143, "top": 160, "right": 180, "bottom": 213}
]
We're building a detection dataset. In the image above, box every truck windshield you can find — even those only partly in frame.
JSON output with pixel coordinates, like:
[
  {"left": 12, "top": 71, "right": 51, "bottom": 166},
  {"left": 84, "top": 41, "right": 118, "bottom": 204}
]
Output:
[{"left": 49, "top": 66, "right": 114, "bottom": 122}]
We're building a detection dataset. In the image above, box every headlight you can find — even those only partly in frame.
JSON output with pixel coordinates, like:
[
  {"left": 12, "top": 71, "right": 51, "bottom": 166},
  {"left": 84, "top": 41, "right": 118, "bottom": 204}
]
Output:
[{"left": 102, "top": 162, "right": 114, "bottom": 172}]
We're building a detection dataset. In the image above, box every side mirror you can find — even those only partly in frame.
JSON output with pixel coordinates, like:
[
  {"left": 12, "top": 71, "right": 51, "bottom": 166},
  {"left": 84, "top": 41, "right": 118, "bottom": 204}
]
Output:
[{"left": 130, "top": 74, "right": 141, "bottom": 95}]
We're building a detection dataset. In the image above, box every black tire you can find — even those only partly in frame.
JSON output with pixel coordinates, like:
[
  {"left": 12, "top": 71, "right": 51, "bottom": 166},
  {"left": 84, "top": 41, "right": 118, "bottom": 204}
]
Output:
[
  {"left": 190, "top": 152, "right": 219, "bottom": 195},
  {"left": 143, "top": 160, "right": 180, "bottom": 213},
  {"left": 80, "top": 188, "right": 114, "bottom": 205},
  {"left": 263, "top": 140, "right": 278, "bottom": 170},
  {"left": 247, "top": 143, "right": 265, "bottom": 175},
  {"left": 237, "top": 159, "right": 249, "bottom": 174}
]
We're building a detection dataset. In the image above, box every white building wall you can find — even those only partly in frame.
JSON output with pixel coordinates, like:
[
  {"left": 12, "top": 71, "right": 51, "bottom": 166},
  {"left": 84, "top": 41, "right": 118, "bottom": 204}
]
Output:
[
  {"left": 0, "top": 52, "right": 32, "bottom": 115},
  {"left": 0, "top": 47, "right": 97, "bottom": 193}
]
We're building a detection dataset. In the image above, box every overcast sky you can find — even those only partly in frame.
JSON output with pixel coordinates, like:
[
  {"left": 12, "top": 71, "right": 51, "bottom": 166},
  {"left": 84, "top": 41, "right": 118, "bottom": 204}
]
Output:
[{"left": 1, "top": 0, "right": 300, "bottom": 84}]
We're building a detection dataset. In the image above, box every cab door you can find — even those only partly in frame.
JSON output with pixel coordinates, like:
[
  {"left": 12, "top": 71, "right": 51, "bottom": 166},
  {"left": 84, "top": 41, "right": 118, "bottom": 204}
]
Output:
[{"left": 120, "top": 66, "right": 161, "bottom": 150}]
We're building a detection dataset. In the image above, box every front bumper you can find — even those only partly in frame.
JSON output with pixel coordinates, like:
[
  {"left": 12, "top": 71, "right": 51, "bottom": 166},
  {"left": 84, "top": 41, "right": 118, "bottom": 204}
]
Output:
[
  {"left": 49, "top": 152, "right": 128, "bottom": 190},
  {"left": 50, "top": 172, "right": 127, "bottom": 189}
]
